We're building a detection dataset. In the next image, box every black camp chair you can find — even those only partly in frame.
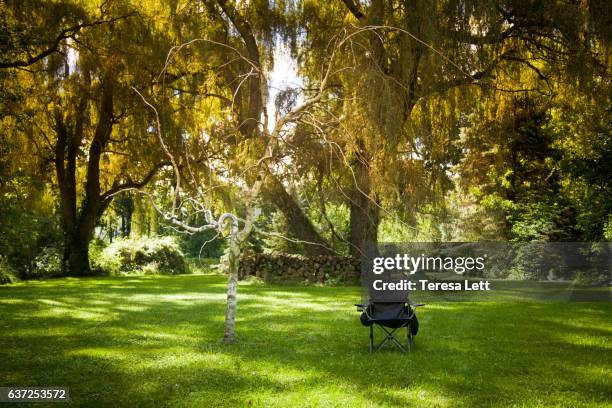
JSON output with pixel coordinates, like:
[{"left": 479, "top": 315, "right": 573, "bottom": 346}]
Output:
[{"left": 356, "top": 301, "right": 424, "bottom": 353}]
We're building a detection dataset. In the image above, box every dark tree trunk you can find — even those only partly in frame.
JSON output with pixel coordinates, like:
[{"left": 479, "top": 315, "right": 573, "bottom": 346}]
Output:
[
  {"left": 349, "top": 139, "right": 379, "bottom": 258},
  {"left": 54, "top": 78, "right": 87, "bottom": 275},
  {"left": 119, "top": 200, "right": 133, "bottom": 237},
  {"left": 54, "top": 73, "right": 114, "bottom": 276},
  {"left": 60, "top": 214, "right": 97, "bottom": 275},
  {"left": 349, "top": 194, "right": 379, "bottom": 258},
  {"left": 263, "top": 175, "right": 333, "bottom": 256},
  {"left": 66, "top": 233, "right": 91, "bottom": 275}
]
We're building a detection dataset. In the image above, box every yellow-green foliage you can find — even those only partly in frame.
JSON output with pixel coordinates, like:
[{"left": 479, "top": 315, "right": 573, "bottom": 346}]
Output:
[
  {"left": 0, "top": 256, "right": 19, "bottom": 284},
  {"left": 93, "top": 237, "right": 189, "bottom": 276}
]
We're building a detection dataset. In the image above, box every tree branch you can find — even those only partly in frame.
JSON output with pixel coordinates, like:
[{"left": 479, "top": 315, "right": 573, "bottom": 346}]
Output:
[
  {"left": 0, "top": 13, "right": 135, "bottom": 69},
  {"left": 340, "top": 0, "right": 365, "bottom": 20},
  {"left": 100, "top": 161, "right": 168, "bottom": 203}
]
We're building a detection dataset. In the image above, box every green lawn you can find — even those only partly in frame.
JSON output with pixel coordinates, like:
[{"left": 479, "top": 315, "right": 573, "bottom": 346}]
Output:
[{"left": 0, "top": 275, "right": 610, "bottom": 407}]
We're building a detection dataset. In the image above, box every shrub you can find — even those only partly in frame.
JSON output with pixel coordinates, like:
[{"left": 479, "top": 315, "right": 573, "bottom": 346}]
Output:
[
  {"left": 0, "top": 201, "right": 62, "bottom": 277},
  {"left": 507, "top": 267, "right": 528, "bottom": 281},
  {"left": 89, "top": 238, "right": 107, "bottom": 266},
  {"left": 27, "top": 247, "right": 63, "bottom": 279},
  {"left": 0, "top": 256, "right": 19, "bottom": 284},
  {"left": 180, "top": 229, "right": 225, "bottom": 258},
  {"left": 186, "top": 257, "right": 218, "bottom": 274},
  {"left": 572, "top": 271, "right": 601, "bottom": 286},
  {"left": 93, "top": 237, "right": 189, "bottom": 276}
]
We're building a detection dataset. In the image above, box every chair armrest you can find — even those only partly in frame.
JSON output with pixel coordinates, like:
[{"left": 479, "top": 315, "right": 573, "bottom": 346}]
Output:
[{"left": 406, "top": 302, "right": 424, "bottom": 319}]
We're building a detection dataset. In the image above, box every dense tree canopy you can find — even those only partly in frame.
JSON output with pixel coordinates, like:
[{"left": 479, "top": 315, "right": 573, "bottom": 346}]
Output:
[{"left": 0, "top": 0, "right": 610, "bottom": 279}]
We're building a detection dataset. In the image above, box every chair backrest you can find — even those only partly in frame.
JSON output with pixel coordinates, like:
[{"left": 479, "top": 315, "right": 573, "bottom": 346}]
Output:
[{"left": 368, "top": 302, "right": 409, "bottom": 320}]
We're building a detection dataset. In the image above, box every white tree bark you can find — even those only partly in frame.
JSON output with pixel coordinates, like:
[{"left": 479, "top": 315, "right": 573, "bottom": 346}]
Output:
[
  {"left": 221, "top": 196, "right": 260, "bottom": 343},
  {"left": 222, "top": 230, "right": 240, "bottom": 342}
]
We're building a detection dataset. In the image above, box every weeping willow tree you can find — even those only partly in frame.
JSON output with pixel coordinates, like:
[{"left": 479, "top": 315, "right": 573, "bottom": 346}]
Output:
[
  {"left": 285, "top": 0, "right": 611, "bottom": 248},
  {"left": 0, "top": 0, "right": 188, "bottom": 274}
]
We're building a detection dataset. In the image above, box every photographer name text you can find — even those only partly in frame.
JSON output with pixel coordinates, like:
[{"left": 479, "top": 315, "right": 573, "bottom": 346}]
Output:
[{"left": 372, "top": 279, "right": 491, "bottom": 291}]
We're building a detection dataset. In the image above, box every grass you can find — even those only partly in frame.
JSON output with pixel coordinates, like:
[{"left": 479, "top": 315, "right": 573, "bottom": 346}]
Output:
[{"left": 0, "top": 274, "right": 611, "bottom": 407}]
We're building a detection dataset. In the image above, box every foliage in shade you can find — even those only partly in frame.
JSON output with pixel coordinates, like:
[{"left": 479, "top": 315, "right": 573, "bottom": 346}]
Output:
[
  {"left": 0, "top": 256, "right": 19, "bottom": 284},
  {"left": 92, "top": 237, "right": 189, "bottom": 276},
  {"left": 180, "top": 229, "right": 225, "bottom": 259}
]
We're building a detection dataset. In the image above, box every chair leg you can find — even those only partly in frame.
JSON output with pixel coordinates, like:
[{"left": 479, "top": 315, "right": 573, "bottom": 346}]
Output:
[
  {"left": 407, "top": 326, "right": 411, "bottom": 352},
  {"left": 369, "top": 325, "right": 374, "bottom": 353},
  {"left": 374, "top": 324, "right": 408, "bottom": 353}
]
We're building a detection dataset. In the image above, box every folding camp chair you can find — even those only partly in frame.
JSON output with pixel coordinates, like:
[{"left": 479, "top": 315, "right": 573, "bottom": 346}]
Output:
[{"left": 356, "top": 301, "right": 424, "bottom": 353}]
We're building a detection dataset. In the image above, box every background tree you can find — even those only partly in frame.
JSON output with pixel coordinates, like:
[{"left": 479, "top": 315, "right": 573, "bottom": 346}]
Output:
[{"left": 1, "top": 1, "right": 176, "bottom": 274}]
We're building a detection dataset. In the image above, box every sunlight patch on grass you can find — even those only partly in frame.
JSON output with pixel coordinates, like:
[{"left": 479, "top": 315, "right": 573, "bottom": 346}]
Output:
[
  {"left": 240, "top": 294, "right": 350, "bottom": 312},
  {"left": 37, "top": 299, "right": 68, "bottom": 306},
  {"left": 127, "top": 293, "right": 226, "bottom": 304},
  {"left": 0, "top": 298, "right": 27, "bottom": 304},
  {"left": 31, "top": 306, "right": 114, "bottom": 321},
  {"left": 553, "top": 332, "right": 612, "bottom": 349}
]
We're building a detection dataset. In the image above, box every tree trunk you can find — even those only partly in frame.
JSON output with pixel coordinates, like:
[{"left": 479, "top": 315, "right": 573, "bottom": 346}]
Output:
[
  {"left": 349, "top": 193, "right": 379, "bottom": 258},
  {"left": 214, "top": 0, "right": 263, "bottom": 138},
  {"left": 349, "top": 140, "right": 379, "bottom": 258},
  {"left": 221, "top": 210, "right": 255, "bottom": 343},
  {"left": 262, "top": 175, "right": 333, "bottom": 256},
  {"left": 61, "top": 217, "right": 97, "bottom": 275},
  {"left": 121, "top": 211, "right": 132, "bottom": 237},
  {"left": 222, "top": 231, "right": 240, "bottom": 342},
  {"left": 221, "top": 185, "right": 262, "bottom": 343},
  {"left": 66, "top": 234, "right": 91, "bottom": 275},
  {"left": 53, "top": 73, "right": 114, "bottom": 276}
]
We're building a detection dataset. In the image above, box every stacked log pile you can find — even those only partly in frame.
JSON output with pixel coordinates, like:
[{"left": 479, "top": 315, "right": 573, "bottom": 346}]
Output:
[{"left": 238, "top": 252, "right": 361, "bottom": 283}]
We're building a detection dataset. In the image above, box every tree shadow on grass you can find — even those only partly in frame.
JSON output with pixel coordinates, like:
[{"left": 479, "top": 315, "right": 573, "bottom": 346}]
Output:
[
  {"left": 0, "top": 277, "right": 284, "bottom": 406},
  {"left": 217, "top": 300, "right": 612, "bottom": 406},
  {"left": 1, "top": 276, "right": 610, "bottom": 406}
]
